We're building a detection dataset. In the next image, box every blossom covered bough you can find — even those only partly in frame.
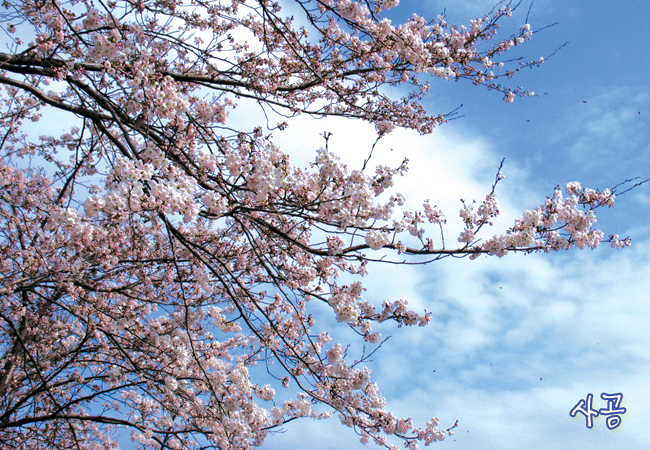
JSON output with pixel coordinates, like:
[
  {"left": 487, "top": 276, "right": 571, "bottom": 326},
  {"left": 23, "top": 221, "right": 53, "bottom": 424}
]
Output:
[{"left": 0, "top": 0, "right": 638, "bottom": 449}]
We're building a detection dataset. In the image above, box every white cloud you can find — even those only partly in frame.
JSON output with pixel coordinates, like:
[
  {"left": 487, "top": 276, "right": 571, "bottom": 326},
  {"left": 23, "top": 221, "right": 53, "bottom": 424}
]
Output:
[
  {"left": 356, "top": 236, "right": 650, "bottom": 447},
  {"left": 224, "top": 22, "right": 650, "bottom": 450},
  {"left": 266, "top": 107, "right": 650, "bottom": 450}
]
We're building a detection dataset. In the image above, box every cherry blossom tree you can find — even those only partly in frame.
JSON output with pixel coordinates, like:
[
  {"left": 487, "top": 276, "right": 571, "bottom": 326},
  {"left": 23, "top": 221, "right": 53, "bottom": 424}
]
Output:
[{"left": 0, "top": 0, "right": 637, "bottom": 449}]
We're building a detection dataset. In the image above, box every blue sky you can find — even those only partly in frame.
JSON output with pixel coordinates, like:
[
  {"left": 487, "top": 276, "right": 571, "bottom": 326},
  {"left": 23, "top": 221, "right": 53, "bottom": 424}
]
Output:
[
  {"left": 260, "top": 0, "right": 650, "bottom": 449},
  {"left": 9, "top": 0, "right": 647, "bottom": 448}
]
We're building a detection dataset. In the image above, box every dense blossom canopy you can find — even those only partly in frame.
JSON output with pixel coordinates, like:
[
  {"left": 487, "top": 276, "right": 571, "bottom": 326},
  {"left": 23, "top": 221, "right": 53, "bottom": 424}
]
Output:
[{"left": 0, "top": 0, "right": 633, "bottom": 449}]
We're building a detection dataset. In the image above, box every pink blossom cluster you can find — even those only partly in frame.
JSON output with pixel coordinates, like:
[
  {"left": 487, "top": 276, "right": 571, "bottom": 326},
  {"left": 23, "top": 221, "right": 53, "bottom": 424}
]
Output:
[{"left": 475, "top": 183, "right": 619, "bottom": 257}]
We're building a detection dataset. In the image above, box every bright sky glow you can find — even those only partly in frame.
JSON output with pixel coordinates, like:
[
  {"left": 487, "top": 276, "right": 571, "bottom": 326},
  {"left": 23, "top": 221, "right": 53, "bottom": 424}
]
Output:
[{"left": 257, "top": 0, "right": 650, "bottom": 448}]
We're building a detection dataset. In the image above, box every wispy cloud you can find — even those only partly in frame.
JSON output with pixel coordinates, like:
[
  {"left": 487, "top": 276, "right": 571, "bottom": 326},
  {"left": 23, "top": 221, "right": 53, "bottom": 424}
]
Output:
[{"left": 263, "top": 90, "right": 650, "bottom": 449}]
